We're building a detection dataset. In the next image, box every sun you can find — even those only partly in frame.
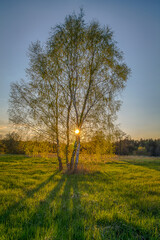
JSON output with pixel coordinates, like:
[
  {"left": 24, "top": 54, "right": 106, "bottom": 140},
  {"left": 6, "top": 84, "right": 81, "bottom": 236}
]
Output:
[{"left": 75, "top": 129, "right": 80, "bottom": 134}]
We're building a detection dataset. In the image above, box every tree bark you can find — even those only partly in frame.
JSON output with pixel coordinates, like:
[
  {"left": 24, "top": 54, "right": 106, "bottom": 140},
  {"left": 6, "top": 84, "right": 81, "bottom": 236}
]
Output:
[
  {"left": 58, "top": 156, "right": 63, "bottom": 171},
  {"left": 70, "top": 140, "right": 77, "bottom": 170},
  {"left": 74, "top": 136, "right": 80, "bottom": 171},
  {"left": 56, "top": 138, "right": 63, "bottom": 171},
  {"left": 55, "top": 83, "right": 63, "bottom": 171},
  {"left": 66, "top": 101, "right": 72, "bottom": 170},
  {"left": 65, "top": 139, "right": 70, "bottom": 170}
]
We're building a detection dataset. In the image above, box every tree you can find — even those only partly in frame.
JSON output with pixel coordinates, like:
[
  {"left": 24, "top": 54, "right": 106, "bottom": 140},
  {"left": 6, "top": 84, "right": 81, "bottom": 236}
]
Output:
[
  {"left": 9, "top": 10, "right": 130, "bottom": 171},
  {"left": 2, "top": 132, "right": 24, "bottom": 154},
  {"left": 9, "top": 43, "right": 64, "bottom": 170}
]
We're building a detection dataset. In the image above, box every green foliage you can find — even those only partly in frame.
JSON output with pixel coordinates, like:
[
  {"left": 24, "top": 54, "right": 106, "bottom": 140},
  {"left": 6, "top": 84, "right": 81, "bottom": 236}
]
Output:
[
  {"left": 2, "top": 132, "right": 24, "bottom": 154},
  {"left": 0, "top": 155, "right": 160, "bottom": 239},
  {"left": 24, "top": 140, "right": 54, "bottom": 157},
  {"left": 8, "top": 10, "right": 130, "bottom": 170},
  {"left": 115, "top": 138, "right": 160, "bottom": 156},
  {"left": 137, "top": 146, "right": 147, "bottom": 155},
  {"left": 0, "top": 141, "right": 6, "bottom": 154},
  {"left": 81, "top": 131, "right": 115, "bottom": 155},
  {"left": 1, "top": 132, "right": 56, "bottom": 157}
]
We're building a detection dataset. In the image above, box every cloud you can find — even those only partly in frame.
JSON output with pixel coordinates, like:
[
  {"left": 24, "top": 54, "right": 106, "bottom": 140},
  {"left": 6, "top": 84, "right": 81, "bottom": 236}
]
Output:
[
  {"left": 0, "top": 124, "right": 12, "bottom": 136},
  {"left": 0, "top": 126, "right": 8, "bottom": 130}
]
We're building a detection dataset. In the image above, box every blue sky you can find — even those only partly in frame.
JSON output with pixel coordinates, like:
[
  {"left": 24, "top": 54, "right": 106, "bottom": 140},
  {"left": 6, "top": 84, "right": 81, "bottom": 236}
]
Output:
[{"left": 0, "top": 0, "right": 160, "bottom": 139}]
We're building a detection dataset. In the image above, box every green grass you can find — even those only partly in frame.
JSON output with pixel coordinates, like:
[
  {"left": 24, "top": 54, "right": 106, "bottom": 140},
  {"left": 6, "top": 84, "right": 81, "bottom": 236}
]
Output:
[{"left": 0, "top": 154, "right": 160, "bottom": 240}]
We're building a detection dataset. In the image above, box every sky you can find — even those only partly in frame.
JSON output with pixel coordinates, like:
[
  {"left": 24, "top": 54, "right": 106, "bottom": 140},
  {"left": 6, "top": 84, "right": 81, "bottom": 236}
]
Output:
[{"left": 0, "top": 0, "right": 160, "bottom": 139}]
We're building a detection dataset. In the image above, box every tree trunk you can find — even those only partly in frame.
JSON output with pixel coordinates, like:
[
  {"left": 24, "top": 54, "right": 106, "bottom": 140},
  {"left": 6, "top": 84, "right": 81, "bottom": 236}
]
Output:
[
  {"left": 58, "top": 156, "right": 63, "bottom": 171},
  {"left": 55, "top": 83, "right": 63, "bottom": 171},
  {"left": 66, "top": 101, "right": 72, "bottom": 170},
  {"left": 70, "top": 140, "right": 77, "bottom": 170},
  {"left": 65, "top": 127, "right": 70, "bottom": 170},
  {"left": 74, "top": 136, "right": 80, "bottom": 171},
  {"left": 65, "top": 143, "right": 70, "bottom": 170},
  {"left": 56, "top": 138, "right": 63, "bottom": 171}
]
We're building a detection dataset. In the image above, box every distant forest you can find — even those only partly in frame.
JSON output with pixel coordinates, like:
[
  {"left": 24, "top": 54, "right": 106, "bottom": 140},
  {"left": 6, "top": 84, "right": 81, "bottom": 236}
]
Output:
[
  {"left": 0, "top": 132, "right": 160, "bottom": 156},
  {"left": 115, "top": 138, "right": 160, "bottom": 156}
]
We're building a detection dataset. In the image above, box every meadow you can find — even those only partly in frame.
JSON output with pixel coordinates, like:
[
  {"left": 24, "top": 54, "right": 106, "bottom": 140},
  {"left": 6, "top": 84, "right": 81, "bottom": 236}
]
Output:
[{"left": 0, "top": 154, "right": 160, "bottom": 240}]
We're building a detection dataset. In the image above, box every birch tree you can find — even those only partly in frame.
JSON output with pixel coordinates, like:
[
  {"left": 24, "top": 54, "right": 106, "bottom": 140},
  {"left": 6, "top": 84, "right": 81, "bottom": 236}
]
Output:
[
  {"left": 9, "top": 10, "right": 130, "bottom": 171},
  {"left": 9, "top": 42, "right": 64, "bottom": 170},
  {"left": 47, "top": 11, "right": 130, "bottom": 170}
]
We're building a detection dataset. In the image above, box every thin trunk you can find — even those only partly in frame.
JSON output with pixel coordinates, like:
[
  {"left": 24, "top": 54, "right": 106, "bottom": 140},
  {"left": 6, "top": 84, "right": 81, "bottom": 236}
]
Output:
[
  {"left": 79, "top": 53, "right": 95, "bottom": 125},
  {"left": 56, "top": 138, "right": 63, "bottom": 171},
  {"left": 70, "top": 140, "right": 77, "bottom": 170},
  {"left": 74, "top": 136, "right": 80, "bottom": 171},
  {"left": 66, "top": 101, "right": 72, "bottom": 170},
  {"left": 55, "top": 83, "right": 63, "bottom": 171}
]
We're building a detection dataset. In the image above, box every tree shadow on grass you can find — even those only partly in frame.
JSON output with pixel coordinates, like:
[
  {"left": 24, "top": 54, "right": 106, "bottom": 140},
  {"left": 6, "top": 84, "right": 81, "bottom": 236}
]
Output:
[
  {"left": 104, "top": 157, "right": 160, "bottom": 173},
  {"left": 2, "top": 168, "right": 159, "bottom": 239},
  {"left": 55, "top": 174, "right": 85, "bottom": 240},
  {"left": 0, "top": 154, "right": 28, "bottom": 162},
  {"left": 76, "top": 171, "right": 160, "bottom": 240},
  {"left": 83, "top": 171, "right": 159, "bottom": 239},
  {"left": 3, "top": 173, "right": 86, "bottom": 240},
  {"left": 15, "top": 174, "right": 66, "bottom": 240},
  {"left": 0, "top": 170, "right": 59, "bottom": 225},
  {"left": 121, "top": 158, "right": 160, "bottom": 172},
  {"left": 96, "top": 214, "right": 157, "bottom": 240}
]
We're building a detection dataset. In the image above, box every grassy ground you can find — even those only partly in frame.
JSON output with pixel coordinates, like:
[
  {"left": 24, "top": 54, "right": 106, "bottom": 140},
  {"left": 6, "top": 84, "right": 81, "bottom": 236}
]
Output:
[{"left": 0, "top": 154, "right": 160, "bottom": 240}]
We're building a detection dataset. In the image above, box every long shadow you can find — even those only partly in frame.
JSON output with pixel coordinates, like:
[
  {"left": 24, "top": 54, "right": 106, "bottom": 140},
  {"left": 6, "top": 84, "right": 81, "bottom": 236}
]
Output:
[
  {"left": 121, "top": 158, "right": 160, "bottom": 172},
  {"left": 117, "top": 193, "right": 160, "bottom": 239},
  {"left": 15, "top": 174, "right": 66, "bottom": 240},
  {"left": 96, "top": 214, "right": 156, "bottom": 240},
  {"left": 55, "top": 174, "right": 85, "bottom": 240},
  {"left": 54, "top": 175, "right": 72, "bottom": 239},
  {"left": 71, "top": 175, "right": 85, "bottom": 239},
  {"left": 0, "top": 154, "right": 28, "bottom": 162},
  {"left": 0, "top": 170, "right": 59, "bottom": 224},
  {"left": 92, "top": 170, "right": 160, "bottom": 217},
  {"left": 76, "top": 171, "right": 160, "bottom": 239},
  {"left": 2, "top": 168, "right": 159, "bottom": 239},
  {"left": 104, "top": 157, "right": 160, "bottom": 172}
]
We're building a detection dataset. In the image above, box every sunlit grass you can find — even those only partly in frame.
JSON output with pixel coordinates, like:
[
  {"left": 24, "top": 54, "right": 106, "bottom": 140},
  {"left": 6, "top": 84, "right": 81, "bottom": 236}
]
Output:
[{"left": 0, "top": 154, "right": 160, "bottom": 239}]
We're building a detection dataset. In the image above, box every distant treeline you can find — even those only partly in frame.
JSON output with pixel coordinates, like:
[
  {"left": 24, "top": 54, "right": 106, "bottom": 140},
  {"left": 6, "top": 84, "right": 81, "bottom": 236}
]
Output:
[
  {"left": 0, "top": 132, "right": 55, "bottom": 156},
  {"left": 0, "top": 132, "right": 160, "bottom": 156},
  {"left": 115, "top": 138, "right": 160, "bottom": 156}
]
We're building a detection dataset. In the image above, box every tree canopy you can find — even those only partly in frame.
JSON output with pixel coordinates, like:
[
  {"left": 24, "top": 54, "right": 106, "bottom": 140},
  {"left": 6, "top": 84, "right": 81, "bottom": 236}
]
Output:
[{"left": 9, "top": 10, "right": 130, "bottom": 171}]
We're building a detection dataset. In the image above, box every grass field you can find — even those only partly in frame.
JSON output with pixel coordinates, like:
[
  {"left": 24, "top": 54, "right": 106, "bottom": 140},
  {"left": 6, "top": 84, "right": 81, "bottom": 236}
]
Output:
[{"left": 0, "top": 154, "right": 160, "bottom": 240}]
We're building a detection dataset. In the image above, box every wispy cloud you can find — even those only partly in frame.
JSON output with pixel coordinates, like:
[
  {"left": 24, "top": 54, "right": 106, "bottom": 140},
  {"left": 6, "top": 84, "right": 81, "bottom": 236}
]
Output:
[
  {"left": 0, "top": 126, "right": 8, "bottom": 130},
  {"left": 0, "top": 123, "right": 11, "bottom": 136}
]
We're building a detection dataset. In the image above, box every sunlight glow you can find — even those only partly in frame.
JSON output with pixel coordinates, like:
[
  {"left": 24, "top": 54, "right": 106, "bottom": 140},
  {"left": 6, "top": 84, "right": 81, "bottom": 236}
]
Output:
[{"left": 75, "top": 129, "right": 80, "bottom": 134}]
